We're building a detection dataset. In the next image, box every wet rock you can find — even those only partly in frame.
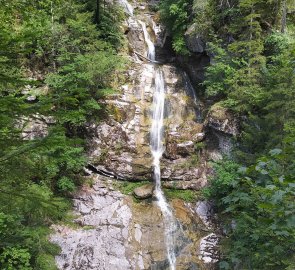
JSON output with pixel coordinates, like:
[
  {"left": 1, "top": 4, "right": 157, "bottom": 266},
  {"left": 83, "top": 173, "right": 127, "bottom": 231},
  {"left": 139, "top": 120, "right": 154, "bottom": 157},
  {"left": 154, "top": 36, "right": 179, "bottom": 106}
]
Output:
[
  {"left": 22, "top": 120, "right": 48, "bottom": 140},
  {"left": 26, "top": 95, "right": 38, "bottom": 102},
  {"left": 133, "top": 184, "right": 154, "bottom": 199},
  {"left": 195, "top": 201, "right": 215, "bottom": 229},
  {"left": 126, "top": 18, "right": 146, "bottom": 57},
  {"left": 138, "top": 4, "right": 146, "bottom": 10},
  {"left": 87, "top": 63, "right": 209, "bottom": 182},
  {"left": 208, "top": 149, "right": 223, "bottom": 162},
  {"left": 173, "top": 199, "right": 194, "bottom": 225},
  {"left": 185, "top": 23, "right": 206, "bottom": 54},
  {"left": 165, "top": 122, "right": 204, "bottom": 160},
  {"left": 177, "top": 53, "right": 210, "bottom": 85},
  {"left": 176, "top": 141, "right": 195, "bottom": 156},
  {"left": 205, "top": 103, "right": 238, "bottom": 136},
  {"left": 198, "top": 233, "right": 219, "bottom": 264}
]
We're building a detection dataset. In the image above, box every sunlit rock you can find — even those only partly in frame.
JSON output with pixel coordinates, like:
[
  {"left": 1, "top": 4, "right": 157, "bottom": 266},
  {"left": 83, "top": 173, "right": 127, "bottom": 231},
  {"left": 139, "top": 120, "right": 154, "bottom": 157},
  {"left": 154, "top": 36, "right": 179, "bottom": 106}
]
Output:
[
  {"left": 133, "top": 184, "right": 154, "bottom": 199},
  {"left": 205, "top": 103, "right": 239, "bottom": 136}
]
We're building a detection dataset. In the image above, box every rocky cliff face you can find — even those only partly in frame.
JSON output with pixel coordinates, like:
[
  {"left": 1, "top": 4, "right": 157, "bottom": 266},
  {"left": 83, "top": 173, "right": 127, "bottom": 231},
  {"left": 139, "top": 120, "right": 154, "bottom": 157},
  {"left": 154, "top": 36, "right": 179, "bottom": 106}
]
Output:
[
  {"left": 50, "top": 0, "right": 239, "bottom": 269},
  {"left": 86, "top": 8, "right": 211, "bottom": 190},
  {"left": 51, "top": 175, "right": 219, "bottom": 270}
]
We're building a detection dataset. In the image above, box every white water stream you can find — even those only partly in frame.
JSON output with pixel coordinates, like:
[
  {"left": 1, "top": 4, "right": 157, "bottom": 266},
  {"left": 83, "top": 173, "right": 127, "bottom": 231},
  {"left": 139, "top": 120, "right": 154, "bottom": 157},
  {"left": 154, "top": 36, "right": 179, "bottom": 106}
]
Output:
[
  {"left": 118, "top": 0, "right": 134, "bottom": 16},
  {"left": 183, "top": 72, "right": 202, "bottom": 122},
  {"left": 139, "top": 14, "right": 177, "bottom": 270},
  {"left": 151, "top": 69, "right": 177, "bottom": 270},
  {"left": 118, "top": 0, "right": 178, "bottom": 267},
  {"left": 139, "top": 20, "right": 156, "bottom": 61}
]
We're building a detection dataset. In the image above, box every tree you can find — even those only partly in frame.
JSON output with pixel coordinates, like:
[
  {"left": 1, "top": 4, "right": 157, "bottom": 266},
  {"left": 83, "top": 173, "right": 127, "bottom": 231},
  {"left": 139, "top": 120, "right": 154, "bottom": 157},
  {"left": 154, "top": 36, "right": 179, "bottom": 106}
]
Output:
[
  {"left": 0, "top": 0, "right": 125, "bottom": 268},
  {"left": 159, "top": 0, "right": 194, "bottom": 54}
]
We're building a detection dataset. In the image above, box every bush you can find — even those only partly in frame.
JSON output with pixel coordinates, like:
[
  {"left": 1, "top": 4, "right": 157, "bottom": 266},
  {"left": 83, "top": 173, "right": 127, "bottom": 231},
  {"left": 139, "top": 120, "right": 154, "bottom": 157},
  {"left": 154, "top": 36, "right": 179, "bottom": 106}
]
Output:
[
  {"left": 57, "top": 177, "right": 76, "bottom": 193},
  {"left": 0, "top": 247, "right": 32, "bottom": 270},
  {"left": 206, "top": 149, "right": 295, "bottom": 269}
]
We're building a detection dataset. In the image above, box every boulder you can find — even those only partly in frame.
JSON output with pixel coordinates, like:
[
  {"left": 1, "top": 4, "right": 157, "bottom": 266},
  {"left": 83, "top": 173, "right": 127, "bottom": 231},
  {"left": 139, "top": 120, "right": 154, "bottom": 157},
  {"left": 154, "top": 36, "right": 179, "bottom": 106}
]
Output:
[
  {"left": 133, "top": 184, "right": 154, "bottom": 199},
  {"left": 195, "top": 201, "right": 215, "bottom": 229},
  {"left": 198, "top": 233, "right": 219, "bottom": 264},
  {"left": 18, "top": 114, "right": 54, "bottom": 140},
  {"left": 185, "top": 23, "right": 206, "bottom": 54},
  {"left": 165, "top": 122, "right": 205, "bottom": 159},
  {"left": 205, "top": 103, "right": 238, "bottom": 136},
  {"left": 176, "top": 141, "right": 195, "bottom": 156}
]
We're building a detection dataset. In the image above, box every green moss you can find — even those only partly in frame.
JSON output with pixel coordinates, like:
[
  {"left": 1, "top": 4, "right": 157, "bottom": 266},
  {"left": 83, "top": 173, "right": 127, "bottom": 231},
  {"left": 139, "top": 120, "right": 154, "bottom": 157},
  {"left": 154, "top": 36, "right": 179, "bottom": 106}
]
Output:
[
  {"left": 194, "top": 141, "right": 205, "bottom": 151},
  {"left": 209, "top": 103, "right": 228, "bottom": 120},
  {"left": 164, "top": 188, "right": 199, "bottom": 202},
  {"left": 189, "top": 154, "right": 200, "bottom": 166},
  {"left": 97, "top": 149, "right": 108, "bottom": 163},
  {"left": 177, "top": 154, "right": 200, "bottom": 169},
  {"left": 85, "top": 177, "right": 95, "bottom": 188},
  {"left": 115, "top": 180, "right": 150, "bottom": 195},
  {"left": 57, "top": 211, "right": 81, "bottom": 229}
]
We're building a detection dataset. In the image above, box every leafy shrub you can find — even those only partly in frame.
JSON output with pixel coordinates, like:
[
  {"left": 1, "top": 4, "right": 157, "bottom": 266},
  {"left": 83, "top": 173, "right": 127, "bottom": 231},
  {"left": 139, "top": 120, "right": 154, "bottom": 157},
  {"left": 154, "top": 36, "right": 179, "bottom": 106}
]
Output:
[
  {"left": 159, "top": 0, "right": 193, "bottom": 55},
  {"left": 0, "top": 247, "right": 32, "bottom": 270},
  {"left": 57, "top": 177, "right": 76, "bottom": 193},
  {"left": 206, "top": 149, "right": 295, "bottom": 269}
]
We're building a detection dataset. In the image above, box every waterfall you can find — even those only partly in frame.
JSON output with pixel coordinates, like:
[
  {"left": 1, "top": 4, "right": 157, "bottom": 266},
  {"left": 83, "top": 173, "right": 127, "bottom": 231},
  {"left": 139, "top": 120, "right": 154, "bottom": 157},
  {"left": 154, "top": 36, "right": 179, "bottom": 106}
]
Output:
[
  {"left": 183, "top": 72, "right": 202, "bottom": 122},
  {"left": 151, "top": 69, "right": 177, "bottom": 270},
  {"left": 140, "top": 20, "right": 177, "bottom": 269},
  {"left": 118, "top": 0, "right": 134, "bottom": 16},
  {"left": 139, "top": 20, "right": 156, "bottom": 61}
]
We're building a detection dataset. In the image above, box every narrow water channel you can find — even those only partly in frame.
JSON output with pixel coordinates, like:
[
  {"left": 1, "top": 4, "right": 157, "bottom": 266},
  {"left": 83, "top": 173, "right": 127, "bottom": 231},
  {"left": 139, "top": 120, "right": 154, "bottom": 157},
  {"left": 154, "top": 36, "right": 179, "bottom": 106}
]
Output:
[{"left": 139, "top": 12, "right": 178, "bottom": 270}]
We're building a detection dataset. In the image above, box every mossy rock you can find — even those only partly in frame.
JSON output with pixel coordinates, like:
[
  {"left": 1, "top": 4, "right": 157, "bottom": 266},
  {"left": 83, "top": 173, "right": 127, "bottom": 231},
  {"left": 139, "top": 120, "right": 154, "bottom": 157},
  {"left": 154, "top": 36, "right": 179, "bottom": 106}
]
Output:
[
  {"left": 208, "top": 103, "right": 228, "bottom": 121},
  {"left": 133, "top": 184, "right": 154, "bottom": 199}
]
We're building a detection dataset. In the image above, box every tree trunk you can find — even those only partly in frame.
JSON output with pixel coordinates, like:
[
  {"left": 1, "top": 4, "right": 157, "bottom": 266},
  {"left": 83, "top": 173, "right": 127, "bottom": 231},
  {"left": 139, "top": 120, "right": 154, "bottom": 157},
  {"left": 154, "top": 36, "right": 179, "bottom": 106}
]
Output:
[
  {"left": 95, "top": 0, "right": 100, "bottom": 24},
  {"left": 281, "top": 0, "right": 287, "bottom": 33}
]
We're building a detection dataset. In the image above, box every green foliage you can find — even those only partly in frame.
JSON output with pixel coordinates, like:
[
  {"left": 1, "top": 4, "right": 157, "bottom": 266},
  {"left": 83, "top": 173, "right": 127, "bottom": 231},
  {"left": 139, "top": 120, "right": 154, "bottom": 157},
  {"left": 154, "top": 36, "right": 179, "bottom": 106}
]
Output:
[
  {"left": 0, "top": 0, "right": 124, "bottom": 269},
  {"left": 264, "top": 32, "right": 291, "bottom": 56},
  {"left": 203, "top": 160, "right": 241, "bottom": 200},
  {"left": 57, "top": 177, "right": 76, "bottom": 193},
  {"left": 117, "top": 181, "right": 150, "bottom": 195},
  {"left": 46, "top": 51, "right": 121, "bottom": 125},
  {"left": 203, "top": 41, "right": 236, "bottom": 98},
  {"left": 0, "top": 247, "right": 32, "bottom": 270},
  {"left": 206, "top": 147, "right": 295, "bottom": 269},
  {"left": 194, "top": 141, "right": 205, "bottom": 151},
  {"left": 159, "top": 0, "right": 193, "bottom": 54},
  {"left": 35, "top": 253, "right": 58, "bottom": 270},
  {"left": 164, "top": 188, "right": 198, "bottom": 202}
]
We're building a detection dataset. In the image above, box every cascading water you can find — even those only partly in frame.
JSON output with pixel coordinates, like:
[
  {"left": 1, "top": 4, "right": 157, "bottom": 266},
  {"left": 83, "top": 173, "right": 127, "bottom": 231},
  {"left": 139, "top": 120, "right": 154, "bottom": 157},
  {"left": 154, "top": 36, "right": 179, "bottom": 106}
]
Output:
[
  {"left": 139, "top": 20, "right": 156, "bottom": 61},
  {"left": 118, "top": 0, "right": 134, "bottom": 16},
  {"left": 183, "top": 72, "right": 202, "bottom": 122},
  {"left": 140, "top": 16, "right": 177, "bottom": 270},
  {"left": 151, "top": 69, "right": 177, "bottom": 270}
]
